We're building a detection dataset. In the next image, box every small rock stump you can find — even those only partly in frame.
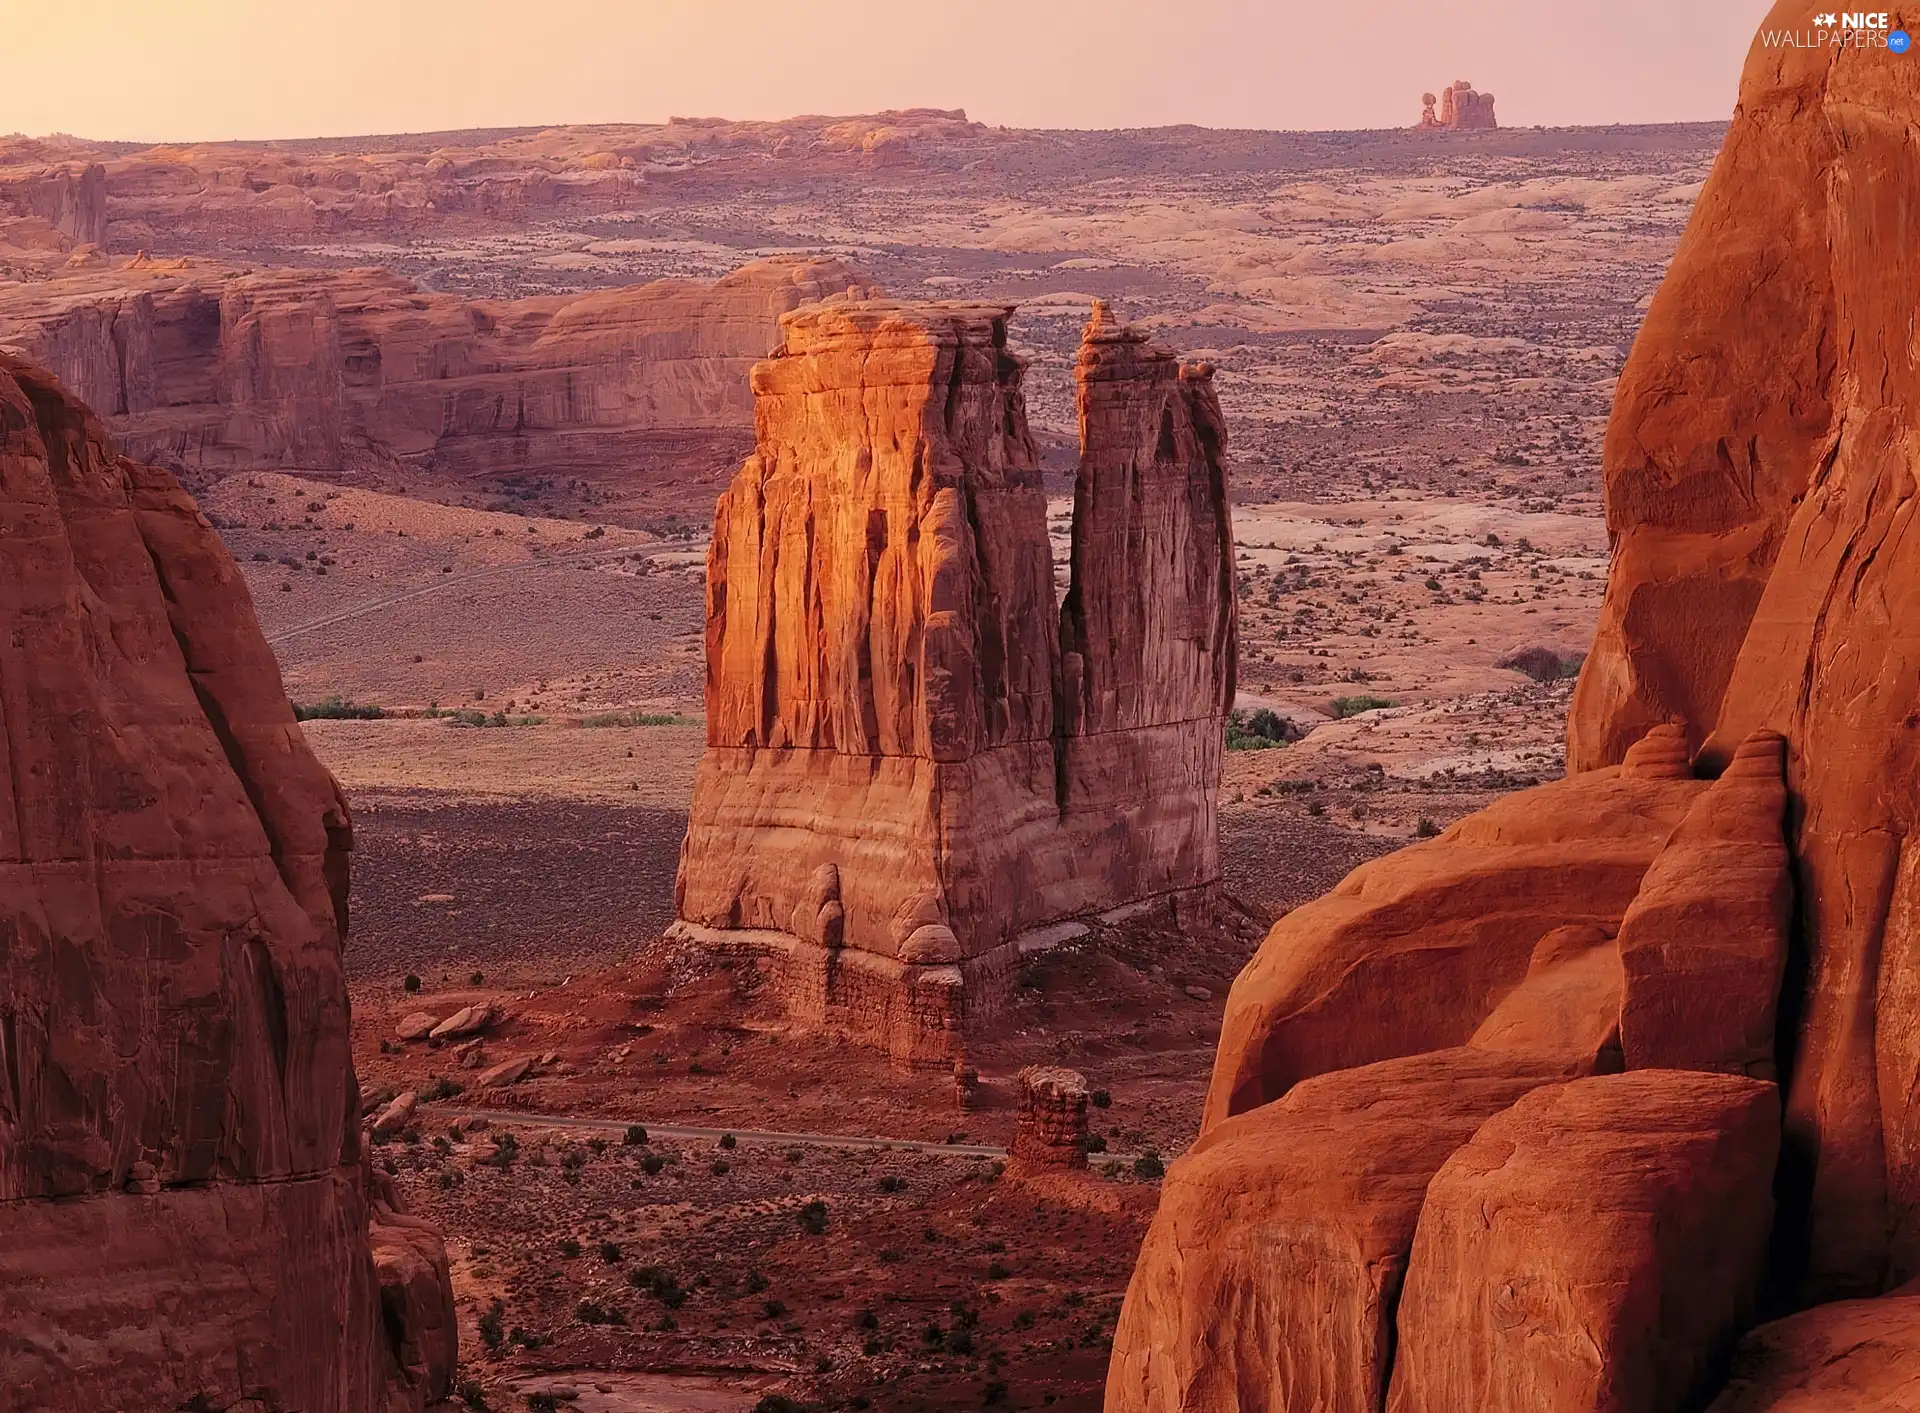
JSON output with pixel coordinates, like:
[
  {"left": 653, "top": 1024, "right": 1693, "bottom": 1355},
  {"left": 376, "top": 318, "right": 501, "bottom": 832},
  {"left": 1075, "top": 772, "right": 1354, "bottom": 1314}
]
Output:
[{"left": 1014, "top": 1066, "right": 1090, "bottom": 1169}]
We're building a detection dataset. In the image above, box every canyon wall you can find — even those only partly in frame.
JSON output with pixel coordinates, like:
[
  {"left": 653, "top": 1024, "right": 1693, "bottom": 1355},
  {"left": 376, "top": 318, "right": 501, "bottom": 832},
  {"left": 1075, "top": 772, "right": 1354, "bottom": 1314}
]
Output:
[
  {"left": 0, "top": 254, "right": 870, "bottom": 477},
  {"left": 0, "top": 161, "right": 108, "bottom": 247},
  {"left": 0, "top": 351, "right": 453, "bottom": 1410},
  {"left": 673, "top": 299, "right": 1234, "bottom": 1065},
  {"left": 1109, "top": 6, "right": 1920, "bottom": 1410}
]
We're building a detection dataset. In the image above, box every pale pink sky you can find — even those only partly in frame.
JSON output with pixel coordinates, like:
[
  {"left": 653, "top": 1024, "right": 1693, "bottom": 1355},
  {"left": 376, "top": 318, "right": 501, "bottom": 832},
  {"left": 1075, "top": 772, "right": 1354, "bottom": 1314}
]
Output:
[{"left": 7, "top": 1, "right": 1776, "bottom": 143}]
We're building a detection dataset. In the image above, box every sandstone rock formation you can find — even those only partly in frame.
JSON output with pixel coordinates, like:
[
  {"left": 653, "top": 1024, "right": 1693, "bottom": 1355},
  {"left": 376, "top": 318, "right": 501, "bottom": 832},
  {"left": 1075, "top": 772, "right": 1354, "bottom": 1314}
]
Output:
[
  {"left": 1564, "top": 0, "right": 1920, "bottom": 1302},
  {"left": 0, "top": 351, "right": 452, "bottom": 1410},
  {"left": 1013, "top": 1067, "right": 1092, "bottom": 1168},
  {"left": 0, "top": 254, "right": 870, "bottom": 479},
  {"left": 1387, "top": 1073, "right": 1778, "bottom": 1413},
  {"left": 1419, "top": 82, "right": 1498, "bottom": 131},
  {"left": 1203, "top": 723, "right": 1702, "bottom": 1127},
  {"left": 674, "top": 299, "right": 1233, "bottom": 1063},
  {"left": 0, "top": 160, "right": 107, "bottom": 247},
  {"left": 1108, "top": 7, "right": 1920, "bottom": 1408},
  {"left": 1706, "top": 1288, "right": 1920, "bottom": 1411}
]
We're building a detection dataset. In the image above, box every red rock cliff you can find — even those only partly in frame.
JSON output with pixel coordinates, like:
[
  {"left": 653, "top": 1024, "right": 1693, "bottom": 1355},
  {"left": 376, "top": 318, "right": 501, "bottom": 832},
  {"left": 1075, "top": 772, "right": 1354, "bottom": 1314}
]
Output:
[
  {"left": 0, "top": 352, "right": 452, "bottom": 1410},
  {"left": 1568, "top": 0, "right": 1920, "bottom": 1301},
  {"left": 0, "top": 254, "right": 870, "bottom": 478},
  {"left": 674, "top": 299, "right": 1233, "bottom": 1064}
]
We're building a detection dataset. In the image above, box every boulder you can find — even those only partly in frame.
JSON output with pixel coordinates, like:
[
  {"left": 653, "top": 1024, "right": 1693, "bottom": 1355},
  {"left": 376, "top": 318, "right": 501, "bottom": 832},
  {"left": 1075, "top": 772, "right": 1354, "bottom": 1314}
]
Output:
[
  {"left": 372, "top": 1092, "right": 419, "bottom": 1138},
  {"left": 477, "top": 1056, "right": 534, "bottom": 1089},
  {"left": 429, "top": 1003, "right": 492, "bottom": 1041},
  {"left": 0, "top": 351, "right": 451, "bottom": 1411},
  {"left": 1495, "top": 644, "right": 1574, "bottom": 683},
  {"left": 1108, "top": 1048, "right": 1580, "bottom": 1413},
  {"left": 1388, "top": 1072, "right": 1779, "bottom": 1413},
  {"left": 395, "top": 1011, "right": 440, "bottom": 1042}
]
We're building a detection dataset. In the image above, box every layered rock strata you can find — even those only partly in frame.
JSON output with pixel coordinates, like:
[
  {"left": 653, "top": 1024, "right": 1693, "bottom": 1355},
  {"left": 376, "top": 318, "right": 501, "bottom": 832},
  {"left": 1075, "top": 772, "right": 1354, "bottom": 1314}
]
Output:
[
  {"left": 0, "top": 254, "right": 869, "bottom": 478},
  {"left": 0, "top": 351, "right": 452, "bottom": 1410},
  {"left": 1108, "top": 7, "right": 1920, "bottom": 1410},
  {"left": 0, "top": 161, "right": 108, "bottom": 247},
  {"left": 674, "top": 299, "right": 1233, "bottom": 1063},
  {"left": 1013, "top": 1067, "right": 1092, "bottom": 1168},
  {"left": 1388, "top": 1073, "right": 1779, "bottom": 1413}
]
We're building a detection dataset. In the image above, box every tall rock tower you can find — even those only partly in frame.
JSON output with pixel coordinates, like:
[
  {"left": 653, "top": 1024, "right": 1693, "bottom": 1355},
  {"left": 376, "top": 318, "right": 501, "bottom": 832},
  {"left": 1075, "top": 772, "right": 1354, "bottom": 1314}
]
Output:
[{"left": 674, "top": 299, "right": 1235, "bottom": 1065}]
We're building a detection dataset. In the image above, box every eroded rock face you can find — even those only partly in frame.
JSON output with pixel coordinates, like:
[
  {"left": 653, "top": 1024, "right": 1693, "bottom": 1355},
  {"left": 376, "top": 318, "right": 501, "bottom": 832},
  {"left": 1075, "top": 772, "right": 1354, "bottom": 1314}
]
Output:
[
  {"left": 0, "top": 255, "right": 869, "bottom": 479},
  {"left": 1566, "top": 0, "right": 1920, "bottom": 1299},
  {"left": 1418, "top": 82, "right": 1497, "bottom": 131},
  {"left": 675, "top": 298, "right": 1233, "bottom": 1063},
  {"left": 1616, "top": 730, "right": 1791, "bottom": 1078},
  {"left": 1204, "top": 724, "right": 1701, "bottom": 1127},
  {"left": 1110, "top": 1049, "right": 1583, "bottom": 1413},
  {"left": 1108, "top": 8, "right": 1920, "bottom": 1410},
  {"left": 0, "top": 161, "right": 107, "bottom": 246},
  {"left": 0, "top": 352, "right": 451, "bottom": 1410},
  {"left": 1388, "top": 1072, "right": 1779, "bottom": 1413},
  {"left": 1705, "top": 1288, "right": 1920, "bottom": 1411}
]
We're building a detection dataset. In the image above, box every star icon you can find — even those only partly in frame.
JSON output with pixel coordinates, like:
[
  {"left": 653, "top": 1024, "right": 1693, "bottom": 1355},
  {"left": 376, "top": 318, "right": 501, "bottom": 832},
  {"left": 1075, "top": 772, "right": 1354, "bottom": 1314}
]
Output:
[{"left": 1815, "top": 11, "right": 1838, "bottom": 24}]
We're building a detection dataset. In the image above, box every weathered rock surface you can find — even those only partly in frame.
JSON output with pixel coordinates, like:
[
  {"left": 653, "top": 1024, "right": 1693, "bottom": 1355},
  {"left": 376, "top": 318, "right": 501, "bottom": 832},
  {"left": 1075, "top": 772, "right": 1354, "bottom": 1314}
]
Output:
[
  {"left": 0, "top": 160, "right": 108, "bottom": 248},
  {"left": 1565, "top": 0, "right": 1920, "bottom": 1298},
  {"left": 1109, "top": 1049, "right": 1579, "bottom": 1413},
  {"left": 1013, "top": 1067, "right": 1092, "bottom": 1168},
  {"left": 1108, "top": 10, "right": 1920, "bottom": 1411},
  {"left": 1419, "top": 82, "right": 1498, "bottom": 131},
  {"left": 1617, "top": 730, "right": 1791, "bottom": 1078},
  {"left": 478, "top": 1055, "right": 535, "bottom": 1089},
  {"left": 367, "top": 1159, "right": 459, "bottom": 1407},
  {"left": 1705, "top": 1290, "right": 1920, "bottom": 1411},
  {"left": 1204, "top": 723, "right": 1700, "bottom": 1127},
  {"left": 0, "top": 254, "right": 870, "bottom": 479},
  {"left": 1465, "top": 924, "right": 1623, "bottom": 1070},
  {"left": 675, "top": 298, "right": 1233, "bottom": 1062},
  {"left": 372, "top": 1091, "right": 421, "bottom": 1138},
  {"left": 1388, "top": 1072, "right": 1778, "bottom": 1413},
  {"left": 0, "top": 351, "right": 451, "bottom": 1410},
  {"left": 430, "top": 1003, "right": 493, "bottom": 1041}
]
